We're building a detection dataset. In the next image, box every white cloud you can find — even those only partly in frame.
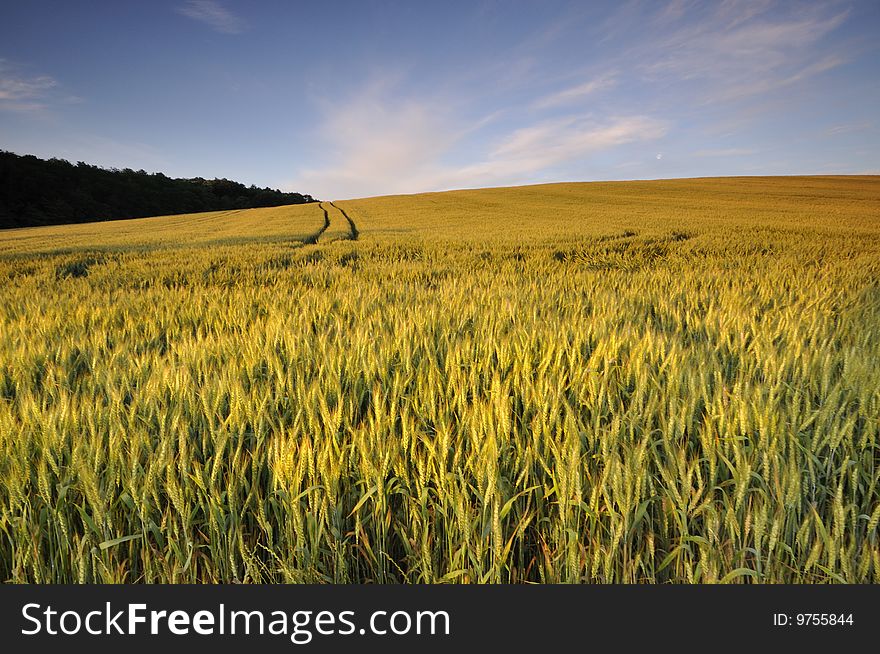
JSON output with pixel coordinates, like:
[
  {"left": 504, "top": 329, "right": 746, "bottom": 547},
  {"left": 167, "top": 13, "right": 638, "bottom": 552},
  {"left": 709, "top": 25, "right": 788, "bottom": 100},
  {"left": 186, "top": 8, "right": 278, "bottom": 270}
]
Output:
[
  {"left": 825, "top": 122, "right": 873, "bottom": 136},
  {"left": 290, "top": 76, "right": 667, "bottom": 199},
  {"left": 446, "top": 115, "right": 666, "bottom": 188},
  {"left": 785, "top": 54, "right": 847, "bottom": 84},
  {"left": 0, "top": 74, "right": 56, "bottom": 101},
  {"left": 177, "top": 1, "right": 245, "bottom": 34},
  {"left": 0, "top": 59, "right": 60, "bottom": 113},
  {"left": 483, "top": 115, "right": 667, "bottom": 174},
  {"left": 693, "top": 147, "right": 757, "bottom": 157},
  {"left": 288, "top": 78, "right": 461, "bottom": 199},
  {"left": 287, "top": 3, "right": 856, "bottom": 198},
  {"left": 640, "top": 3, "right": 850, "bottom": 102},
  {"left": 533, "top": 75, "right": 617, "bottom": 109},
  {"left": 657, "top": 0, "right": 693, "bottom": 23}
]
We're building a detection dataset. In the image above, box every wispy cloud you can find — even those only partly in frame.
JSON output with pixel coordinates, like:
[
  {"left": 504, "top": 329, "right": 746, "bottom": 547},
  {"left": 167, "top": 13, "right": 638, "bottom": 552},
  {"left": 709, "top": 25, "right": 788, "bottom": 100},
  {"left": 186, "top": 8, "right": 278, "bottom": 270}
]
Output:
[
  {"left": 656, "top": 0, "right": 700, "bottom": 24},
  {"left": 0, "top": 73, "right": 56, "bottom": 101},
  {"left": 432, "top": 114, "right": 667, "bottom": 191},
  {"left": 177, "top": 1, "right": 245, "bottom": 34},
  {"left": 533, "top": 75, "right": 617, "bottom": 109},
  {"left": 825, "top": 122, "right": 873, "bottom": 136},
  {"left": 0, "top": 59, "right": 61, "bottom": 113},
  {"left": 290, "top": 76, "right": 666, "bottom": 199},
  {"left": 481, "top": 115, "right": 667, "bottom": 174},
  {"left": 285, "top": 1, "right": 867, "bottom": 197},
  {"left": 694, "top": 147, "right": 757, "bottom": 157},
  {"left": 289, "top": 78, "right": 462, "bottom": 198},
  {"left": 639, "top": 2, "right": 850, "bottom": 102}
]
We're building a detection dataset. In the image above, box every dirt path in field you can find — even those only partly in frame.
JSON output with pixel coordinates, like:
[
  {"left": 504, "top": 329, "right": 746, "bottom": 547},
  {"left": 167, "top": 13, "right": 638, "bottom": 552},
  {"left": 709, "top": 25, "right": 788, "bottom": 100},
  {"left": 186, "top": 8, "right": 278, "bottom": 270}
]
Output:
[
  {"left": 329, "top": 202, "right": 359, "bottom": 241},
  {"left": 302, "top": 203, "right": 332, "bottom": 244}
]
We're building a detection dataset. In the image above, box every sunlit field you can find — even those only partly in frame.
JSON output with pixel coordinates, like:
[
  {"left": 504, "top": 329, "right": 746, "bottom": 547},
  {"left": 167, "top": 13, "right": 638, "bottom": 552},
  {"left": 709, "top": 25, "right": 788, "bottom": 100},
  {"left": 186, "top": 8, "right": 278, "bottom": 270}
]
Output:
[{"left": 1, "top": 176, "right": 878, "bottom": 583}]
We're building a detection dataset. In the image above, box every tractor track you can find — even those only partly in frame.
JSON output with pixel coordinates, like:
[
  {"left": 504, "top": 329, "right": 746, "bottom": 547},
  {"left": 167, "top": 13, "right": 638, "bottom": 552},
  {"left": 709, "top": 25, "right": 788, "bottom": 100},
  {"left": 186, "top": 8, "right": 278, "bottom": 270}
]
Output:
[
  {"left": 302, "top": 202, "right": 332, "bottom": 245},
  {"left": 329, "top": 202, "right": 359, "bottom": 241}
]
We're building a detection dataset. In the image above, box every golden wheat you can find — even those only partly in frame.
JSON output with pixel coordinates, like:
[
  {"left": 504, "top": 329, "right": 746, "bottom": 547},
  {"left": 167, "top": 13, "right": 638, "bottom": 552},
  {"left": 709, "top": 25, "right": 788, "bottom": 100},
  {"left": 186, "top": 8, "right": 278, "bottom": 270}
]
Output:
[{"left": 0, "top": 176, "right": 878, "bottom": 583}]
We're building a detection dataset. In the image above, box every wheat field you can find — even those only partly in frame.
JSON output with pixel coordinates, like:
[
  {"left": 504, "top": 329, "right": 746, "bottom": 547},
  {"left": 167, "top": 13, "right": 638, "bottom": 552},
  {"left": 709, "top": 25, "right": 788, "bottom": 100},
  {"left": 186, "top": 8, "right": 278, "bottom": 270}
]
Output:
[{"left": 1, "top": 176, "right": 878, "bottom": 583}]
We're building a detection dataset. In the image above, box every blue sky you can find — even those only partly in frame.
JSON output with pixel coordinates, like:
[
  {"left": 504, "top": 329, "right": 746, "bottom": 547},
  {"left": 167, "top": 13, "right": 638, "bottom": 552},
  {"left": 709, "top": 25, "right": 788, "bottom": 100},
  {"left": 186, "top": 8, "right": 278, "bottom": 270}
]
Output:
[{"left": 1, "top": 0, "right": 878, "bottom": 199}]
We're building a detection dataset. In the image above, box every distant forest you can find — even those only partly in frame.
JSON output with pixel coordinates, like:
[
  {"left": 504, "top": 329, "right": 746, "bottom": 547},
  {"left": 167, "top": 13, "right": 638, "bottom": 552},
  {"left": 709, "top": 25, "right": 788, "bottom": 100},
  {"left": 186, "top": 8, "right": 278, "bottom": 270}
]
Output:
[{"left": 0, "top": 150, "right": 316, "bottom": 229}]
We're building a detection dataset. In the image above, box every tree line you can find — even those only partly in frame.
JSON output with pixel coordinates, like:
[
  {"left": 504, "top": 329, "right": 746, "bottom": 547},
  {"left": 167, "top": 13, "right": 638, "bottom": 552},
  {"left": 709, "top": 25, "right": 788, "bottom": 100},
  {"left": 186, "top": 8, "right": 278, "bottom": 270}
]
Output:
[{"left": 0, "top": 150, "right": 316, "bottom": 229}]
